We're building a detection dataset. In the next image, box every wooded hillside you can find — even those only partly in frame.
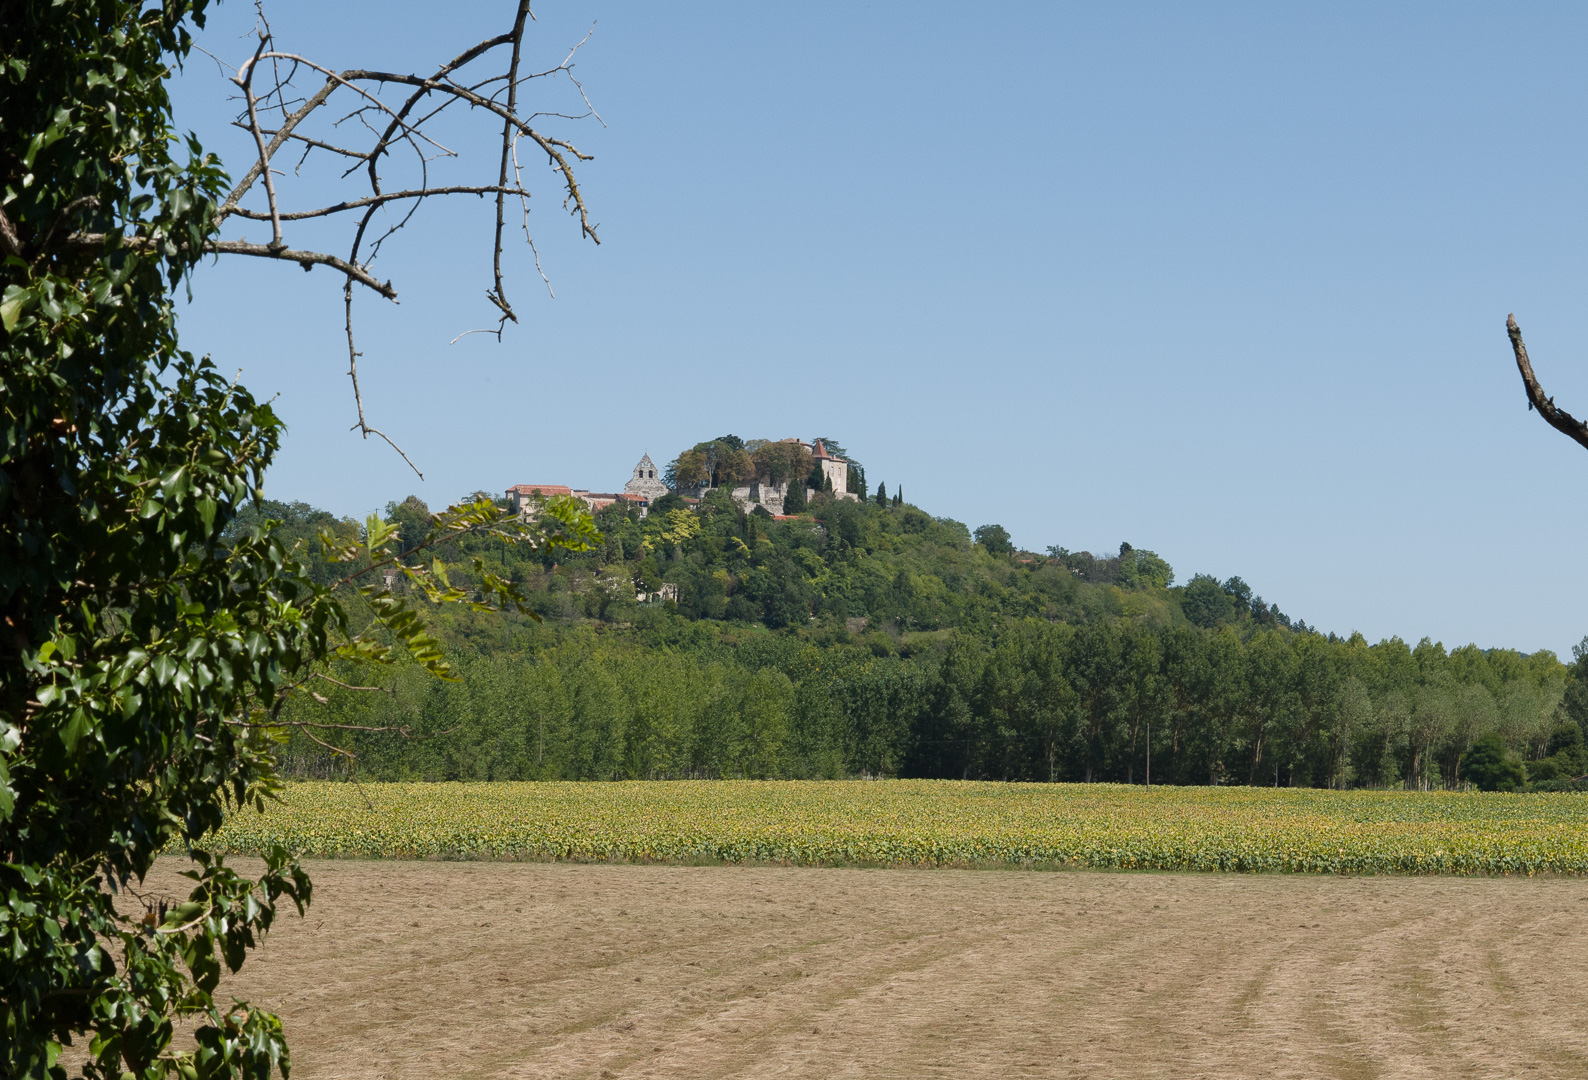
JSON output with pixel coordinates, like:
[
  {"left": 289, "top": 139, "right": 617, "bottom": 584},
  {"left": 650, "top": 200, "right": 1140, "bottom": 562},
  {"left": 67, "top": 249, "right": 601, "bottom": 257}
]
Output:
[{"left": 252, "top": 490, "right": 1583, "bottom": 791}]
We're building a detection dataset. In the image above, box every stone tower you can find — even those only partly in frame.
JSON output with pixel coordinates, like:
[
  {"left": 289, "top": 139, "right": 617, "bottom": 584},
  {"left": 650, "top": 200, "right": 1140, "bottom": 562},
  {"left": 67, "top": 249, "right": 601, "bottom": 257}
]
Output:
[
  {"left": 624, "top": 453, "right": 669, "bottom": 502},
  {"left": 811, "top": 440, "right": 849, "bottom": 496}
]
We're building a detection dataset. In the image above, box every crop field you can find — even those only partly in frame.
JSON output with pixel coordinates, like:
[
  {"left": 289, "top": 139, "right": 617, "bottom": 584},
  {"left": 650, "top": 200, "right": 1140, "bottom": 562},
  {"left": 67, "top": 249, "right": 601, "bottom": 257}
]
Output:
[{"left": 206, "top": 780, "right": 1588, "bottom": 875}]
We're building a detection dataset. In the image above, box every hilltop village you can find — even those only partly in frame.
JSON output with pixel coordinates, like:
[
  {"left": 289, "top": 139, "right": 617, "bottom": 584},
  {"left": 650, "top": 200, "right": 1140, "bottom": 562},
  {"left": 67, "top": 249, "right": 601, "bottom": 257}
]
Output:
[{"left": 507, "top": 437, "right": 861, "bottom": 519}]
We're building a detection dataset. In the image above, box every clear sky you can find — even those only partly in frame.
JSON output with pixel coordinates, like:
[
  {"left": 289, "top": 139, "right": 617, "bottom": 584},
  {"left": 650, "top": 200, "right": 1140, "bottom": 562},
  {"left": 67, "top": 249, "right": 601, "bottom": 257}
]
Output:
[{"left": 171, "top": 2, "right": 1588, "bottom": 656}]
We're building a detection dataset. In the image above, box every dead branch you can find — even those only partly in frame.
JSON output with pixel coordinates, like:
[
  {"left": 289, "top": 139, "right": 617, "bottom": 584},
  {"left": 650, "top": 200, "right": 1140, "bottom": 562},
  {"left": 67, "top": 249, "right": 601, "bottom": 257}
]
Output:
[
  {"left": 234, "top": 32, "right": 285, "bottom": 250},
  {"left": 489, "top": 3, "right": 534, "bottom": 332},
  {"left": 58, "top": 234, "right": 397, "bottom": 299},
  {"left": 1507, "top": 315, "right": 1588, "bottom": 453},
  {"left": 80, "top": 3, "right": 604, "bottom": 475}
]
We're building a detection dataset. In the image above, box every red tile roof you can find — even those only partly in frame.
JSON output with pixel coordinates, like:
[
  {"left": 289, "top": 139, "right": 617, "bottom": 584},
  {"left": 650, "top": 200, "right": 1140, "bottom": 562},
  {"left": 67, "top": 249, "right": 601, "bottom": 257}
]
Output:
[
  {"left": 811, "top": 440, "right": 831, "bottom": 460},
  {"left": 508, "top": 484, "right": 573, "bottom": 496}
]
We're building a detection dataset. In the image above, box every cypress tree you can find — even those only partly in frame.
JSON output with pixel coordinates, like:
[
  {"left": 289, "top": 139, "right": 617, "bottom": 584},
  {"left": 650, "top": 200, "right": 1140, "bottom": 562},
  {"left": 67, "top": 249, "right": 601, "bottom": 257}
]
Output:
[{"left": 783, "top": 480, "right": 807, "bottom": 514}]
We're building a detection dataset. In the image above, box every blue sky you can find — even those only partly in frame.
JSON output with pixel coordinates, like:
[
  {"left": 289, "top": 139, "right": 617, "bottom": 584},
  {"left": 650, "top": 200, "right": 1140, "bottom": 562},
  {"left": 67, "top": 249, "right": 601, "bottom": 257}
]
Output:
[{"left": 172, "top": 2, "right": 1588, "bottom": 655}]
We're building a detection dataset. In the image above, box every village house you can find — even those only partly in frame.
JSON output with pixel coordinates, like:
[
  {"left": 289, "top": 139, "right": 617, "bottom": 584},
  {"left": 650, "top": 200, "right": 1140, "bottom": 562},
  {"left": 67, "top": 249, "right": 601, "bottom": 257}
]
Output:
[
  {"left": 507, "top": 443, "right": 858, "bottom": 522},
  {"left": 507, "top": 453, "right": 665, "bottom": 519}
]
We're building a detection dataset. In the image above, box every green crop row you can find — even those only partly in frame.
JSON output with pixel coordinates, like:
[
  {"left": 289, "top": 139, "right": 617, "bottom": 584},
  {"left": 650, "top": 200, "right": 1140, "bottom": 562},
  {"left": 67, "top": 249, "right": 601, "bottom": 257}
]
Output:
[{"left": 191, "top": 781, "right": 1588, "bottom": 876}]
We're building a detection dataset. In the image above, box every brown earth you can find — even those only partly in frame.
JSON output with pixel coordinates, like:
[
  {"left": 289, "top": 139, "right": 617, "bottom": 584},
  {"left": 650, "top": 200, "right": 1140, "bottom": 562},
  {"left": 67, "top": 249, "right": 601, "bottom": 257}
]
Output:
[{"left": 152, "top": 859, "right": 1588, "bottom": 1079}]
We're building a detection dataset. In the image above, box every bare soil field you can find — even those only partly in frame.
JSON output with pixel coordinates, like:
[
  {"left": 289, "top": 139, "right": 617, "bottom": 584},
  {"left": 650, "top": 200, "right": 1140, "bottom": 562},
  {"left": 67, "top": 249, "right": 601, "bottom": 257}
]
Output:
[{"left": 165, "top": 860, "right": 1588, "bottom": 1079}]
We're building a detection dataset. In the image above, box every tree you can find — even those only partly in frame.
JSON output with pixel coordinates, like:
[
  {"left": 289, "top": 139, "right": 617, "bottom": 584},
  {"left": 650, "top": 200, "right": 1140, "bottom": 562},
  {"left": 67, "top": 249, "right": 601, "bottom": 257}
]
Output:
[
  {"left": 974, "top": 524, "right": 1014, "bottom": 555},
  {"left": 669, "top": 439, "right": 755, "bottom": 490},
  {"left": 1114, "top": 547, "right": 1174, "bottom": 590},
  {"left": 875, "top": 481, "right": 887, "bottom": 506},
  {"left": 1462, "top": 732, "right": 1525, "bottom": 791},
  {"left": 1222, "top": 576, "right": 1253, "bottom": 616},
  {"left": 1119, "top": 621, "right": 1167, "bottom": 784},
  {"left": 1180, "top": 574, "right": 1234, "bottom": 628},
  {"left": 386, "top": 495, "right": 433, "bottom": 553},
  {"left": 782, "top": 478, "right": 807, "bottom": 514},
  {"left": 1, "top": 4, "right": 599, "bottom": 1077},
  {"left": 1069, "top": 621, "right": 1124, "bottom": 783},
  {"left": 668, "top": 449, "right": 709, "bottom": 491},
  {"left": 748, "top": 439, "right": 811, "bottom": 487}
]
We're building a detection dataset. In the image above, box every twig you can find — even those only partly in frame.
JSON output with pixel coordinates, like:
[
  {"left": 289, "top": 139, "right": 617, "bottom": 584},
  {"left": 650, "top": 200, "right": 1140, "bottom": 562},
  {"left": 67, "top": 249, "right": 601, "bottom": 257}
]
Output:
[{"left": 311, "top": 673, "right": 394, "bottom": 694}]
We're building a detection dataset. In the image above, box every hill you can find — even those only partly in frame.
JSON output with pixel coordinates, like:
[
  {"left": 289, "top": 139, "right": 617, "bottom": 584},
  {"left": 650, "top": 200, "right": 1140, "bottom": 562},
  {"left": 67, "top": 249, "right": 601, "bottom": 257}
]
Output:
[{"left": 243, "top": 488, "right": 1585, "bottom": 792}]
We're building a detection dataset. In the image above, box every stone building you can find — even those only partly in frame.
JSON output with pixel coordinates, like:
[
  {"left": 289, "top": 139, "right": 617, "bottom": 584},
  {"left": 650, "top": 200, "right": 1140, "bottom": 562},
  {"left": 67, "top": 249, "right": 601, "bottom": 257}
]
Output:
[
  {"left": 505, "top": 483, "right": 572, "bottom": 517},
  {"left": 810, "top": 440, "right": 854, "bottom": 499},
  {"left": 508, "top": 445, "right": 855, "bottom": 523},
  {"left": 508, "top": 453, "right": 665, "bottom": 520},
  {"left": 624, "top": 453, "right": 669, "bottom": 502}
]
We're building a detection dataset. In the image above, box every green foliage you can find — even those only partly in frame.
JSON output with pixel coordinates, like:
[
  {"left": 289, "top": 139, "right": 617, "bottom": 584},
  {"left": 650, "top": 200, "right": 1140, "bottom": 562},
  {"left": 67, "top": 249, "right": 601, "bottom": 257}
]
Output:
[
  {"left": 256, "top": 469, "right": 1587, "bottom": 796},
  {"left": 275, "top": 589, "right": 1572, "bottom": 796},
  {"left": 782, "top": 478, "right": 807, "bottom": 514},
  {"left": 974, "top": 523, "right": 1014, "bottom": 555},
  {"left": 1462, "top": 733, "right": 1525, "bottom": 792},
  {"left": 224, "top": 500, "right": 358, "bottom": 584},
  {"left": 0, "top": 5, "right": 596, "bottom": 1076},
  {"left": 1115, "top": 547, "right": 1174, "bottom": 590},
  {"left": 1180, "top": 573, "right": 1237, "bottom": 628}
]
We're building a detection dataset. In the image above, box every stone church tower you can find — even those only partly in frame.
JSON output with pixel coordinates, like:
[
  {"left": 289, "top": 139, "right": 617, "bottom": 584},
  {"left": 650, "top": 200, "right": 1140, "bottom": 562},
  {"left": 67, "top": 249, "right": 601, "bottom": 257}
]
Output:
[{"left": 624, "top": 453, "right": 669, "bottom": 502}]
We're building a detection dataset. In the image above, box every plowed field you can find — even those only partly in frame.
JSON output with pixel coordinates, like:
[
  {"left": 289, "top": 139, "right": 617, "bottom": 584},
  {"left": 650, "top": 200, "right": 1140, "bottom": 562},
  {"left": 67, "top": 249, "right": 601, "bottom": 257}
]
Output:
[{"left": 164, "top": 859, "right": 1588, "bottom": 1079}]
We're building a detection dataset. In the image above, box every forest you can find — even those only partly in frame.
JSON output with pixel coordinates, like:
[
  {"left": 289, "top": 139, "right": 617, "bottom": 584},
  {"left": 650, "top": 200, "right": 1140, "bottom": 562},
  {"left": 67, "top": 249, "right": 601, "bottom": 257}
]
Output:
[{"left": 248, "top": 476, "right": 1587, "bottom": 792}]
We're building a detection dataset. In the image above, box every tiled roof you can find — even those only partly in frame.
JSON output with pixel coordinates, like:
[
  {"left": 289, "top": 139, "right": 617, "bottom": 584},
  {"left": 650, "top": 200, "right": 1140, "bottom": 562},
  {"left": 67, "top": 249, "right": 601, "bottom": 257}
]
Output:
[
  {"left": 811, "top": 440, "right": 831, "bottom": 459},
  {"left": 507, "top": 484, "right": 573, "bottom": 496}
]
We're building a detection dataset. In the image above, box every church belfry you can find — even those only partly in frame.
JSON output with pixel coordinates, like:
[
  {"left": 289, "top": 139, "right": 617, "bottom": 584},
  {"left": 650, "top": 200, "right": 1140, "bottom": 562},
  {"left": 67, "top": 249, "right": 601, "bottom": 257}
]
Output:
[{"left": 624, "top": 453, "right": 669, "bottom": 502}]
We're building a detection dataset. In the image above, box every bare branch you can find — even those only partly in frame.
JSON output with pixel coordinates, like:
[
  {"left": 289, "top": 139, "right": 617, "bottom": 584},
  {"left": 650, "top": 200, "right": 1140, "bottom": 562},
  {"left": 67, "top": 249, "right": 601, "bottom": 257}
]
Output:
[
  {"left": 489, "top": 2, "right": 534, "bottom": 330},
  {"left": 219, "top": 76, "right": 336, "bottom": 219},
  {"left": 342, "top": 268, "right": 423, "bottom": 480},
  {"left": 233, "top": 32, "right": 285, "bottom": 250},
  {"left": 0, "top": 205, "right": 23, "bottom": 258},
  {"left": 310, "top": 673, "right": 393, "bottom": 694},
  {"left": 330, "top": 68, "right": 602, "bottom": 244},
  {"left": 189, "top": 9, "right": 603, "bottom": 475},
  {"left": 226, "top": 184, "right": 531, "bottom": 221},
  {"left": 1507, "top": 314, "right": 1588, "bottom": 453},
  {"left": 56, "top": 233, "right": 397, "bottom": 299},
  {"left": 211, "top": 239, "right": 396, "bottom": 298}
]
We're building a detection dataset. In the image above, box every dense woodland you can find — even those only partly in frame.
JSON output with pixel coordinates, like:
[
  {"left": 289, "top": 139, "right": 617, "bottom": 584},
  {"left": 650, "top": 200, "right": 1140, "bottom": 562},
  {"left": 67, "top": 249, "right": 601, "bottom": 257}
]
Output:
[{"left": 249, "top": 475, "right": 1588, "bottom": 792}]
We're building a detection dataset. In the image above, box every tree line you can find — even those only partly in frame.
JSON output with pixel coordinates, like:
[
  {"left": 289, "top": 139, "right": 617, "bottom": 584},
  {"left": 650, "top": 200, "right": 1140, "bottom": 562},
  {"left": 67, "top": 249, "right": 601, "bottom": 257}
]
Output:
[{"left": 283, "top": 611, "right": 1583, "bottom": 791}]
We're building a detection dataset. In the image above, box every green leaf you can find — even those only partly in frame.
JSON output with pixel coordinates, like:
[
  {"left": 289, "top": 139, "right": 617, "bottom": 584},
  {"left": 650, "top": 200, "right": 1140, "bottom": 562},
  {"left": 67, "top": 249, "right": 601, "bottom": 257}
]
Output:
[
  {"left": 58, "top": 709, "right": 91, "bottom": 756},
  {"left": 0, "top": 285, "right": 28, "bottom": 333},
  {"left": 162, "top": 901, "right": 206, "bottom": 929}
]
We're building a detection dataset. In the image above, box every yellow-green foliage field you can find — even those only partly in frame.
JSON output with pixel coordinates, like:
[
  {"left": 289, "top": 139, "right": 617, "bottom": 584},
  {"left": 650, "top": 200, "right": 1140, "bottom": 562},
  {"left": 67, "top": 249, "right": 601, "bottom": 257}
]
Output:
[{"left": 199, "top": 781, "right": 1588, "bottom": 875}]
